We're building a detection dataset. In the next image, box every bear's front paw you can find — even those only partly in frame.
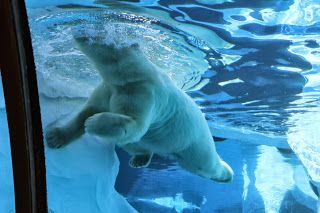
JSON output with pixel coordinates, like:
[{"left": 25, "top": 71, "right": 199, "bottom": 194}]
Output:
[
  {"left": 45, "top": 127, "right": 68, "bottom": 149},
  {"left": 84, "top": 115, "right": 99, "bottom": 135},
  {"left": 84, "top": 113, "right": 128, "bottom": 138}
]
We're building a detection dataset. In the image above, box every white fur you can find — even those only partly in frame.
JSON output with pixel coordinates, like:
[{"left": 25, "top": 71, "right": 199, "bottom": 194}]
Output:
[{"left": 45, "top": 36, "right": 233, "bottom": 183}]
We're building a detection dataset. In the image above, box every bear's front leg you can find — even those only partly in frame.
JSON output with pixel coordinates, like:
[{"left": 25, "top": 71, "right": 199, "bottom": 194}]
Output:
[
  {"left": 85, "top": 84, "right": 154, "bottom": 145},
  {"left": 46, "top": 127, "right": 71, "bottom": 149},
  {"left": 85, "top": 112, "right": 146, "bottom": 145},
  {"left": 46, "top": 105, "right": 99, "bottom": 148},
  {"left": 45, "top": 83, "right": 110, "bottom": 149},
  {"left": 85, "top": 112, "right": 130, "bottom": 139}
]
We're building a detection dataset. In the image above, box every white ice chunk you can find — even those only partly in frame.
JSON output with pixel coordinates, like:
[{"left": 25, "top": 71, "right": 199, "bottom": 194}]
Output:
[
  {"left": 287, "top": 108, "right": 320, "bottom": 184},
  {"left": 293, "top": 166, "right": 318, "bottom": 209},
  {"left": 209, "top": 123, "right": 290, "bottom": 149},
  {"left": 41, "top": 97, "right": 137, "bottom": 213}
]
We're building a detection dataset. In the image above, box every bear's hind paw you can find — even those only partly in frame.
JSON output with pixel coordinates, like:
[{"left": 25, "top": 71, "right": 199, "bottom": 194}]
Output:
[
  {"left": 211, "top": 161, "right": 234, "bottom": 183},
  {"left": 129, "top": 154, "right": 152, "bottom": 168}
]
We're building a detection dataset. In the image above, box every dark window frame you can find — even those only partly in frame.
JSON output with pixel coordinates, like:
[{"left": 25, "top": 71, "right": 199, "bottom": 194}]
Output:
[{"left": 0, "top": 0, "right": 48, "bottom": 212}]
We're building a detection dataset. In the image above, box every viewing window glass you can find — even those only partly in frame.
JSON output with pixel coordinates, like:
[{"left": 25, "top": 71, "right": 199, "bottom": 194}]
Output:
[{"left": 0, "top": 72, "right": 15, "bottom": 213}]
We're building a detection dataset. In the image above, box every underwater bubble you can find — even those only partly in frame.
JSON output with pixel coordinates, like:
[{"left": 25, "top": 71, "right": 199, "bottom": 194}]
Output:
[{"left": 29, "top": 8, "right": 209, "bottom": 98}]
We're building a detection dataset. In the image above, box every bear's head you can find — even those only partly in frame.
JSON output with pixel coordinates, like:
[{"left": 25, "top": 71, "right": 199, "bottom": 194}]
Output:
[
  {"left": 74, "top": 36, "right": 143, "bottom": 81},
  {"left": 74, "top": 36, "right": 140, "bottom": 63}
]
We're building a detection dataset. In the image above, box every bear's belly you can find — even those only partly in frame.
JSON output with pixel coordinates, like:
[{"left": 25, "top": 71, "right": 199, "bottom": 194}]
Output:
[
  {"left": 137, "top": 85, "right": 212, "bottom": 155},
  {"left": 139, "top": 113, "right": 206, "bottom": 155},
  {"left": 140, "top": 129, "right": 188, "bottom": 155}
]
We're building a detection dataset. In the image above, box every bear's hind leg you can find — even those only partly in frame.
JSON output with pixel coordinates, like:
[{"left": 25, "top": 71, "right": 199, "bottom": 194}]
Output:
[
  {"left": 175, "top": 142, "right": 233, "bottom": 183},
  {"left": 210, "top": 160, "right": 233, "bottom": 183},
  {"left": 122, "top": 143, "right": 153, "bottom": 168},
  {"left": 129, "top": 154, "right": 153, "bottom": 168}
]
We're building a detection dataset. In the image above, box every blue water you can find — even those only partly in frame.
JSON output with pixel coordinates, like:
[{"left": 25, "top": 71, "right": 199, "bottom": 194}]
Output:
[{"left": 23, "top": 0, "right": 320, "bottom": 212}]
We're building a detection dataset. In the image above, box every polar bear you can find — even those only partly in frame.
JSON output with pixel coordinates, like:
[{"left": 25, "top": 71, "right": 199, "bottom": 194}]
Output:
[{"left": 45, "top": 36, "right": 234, "bottom": 183}]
